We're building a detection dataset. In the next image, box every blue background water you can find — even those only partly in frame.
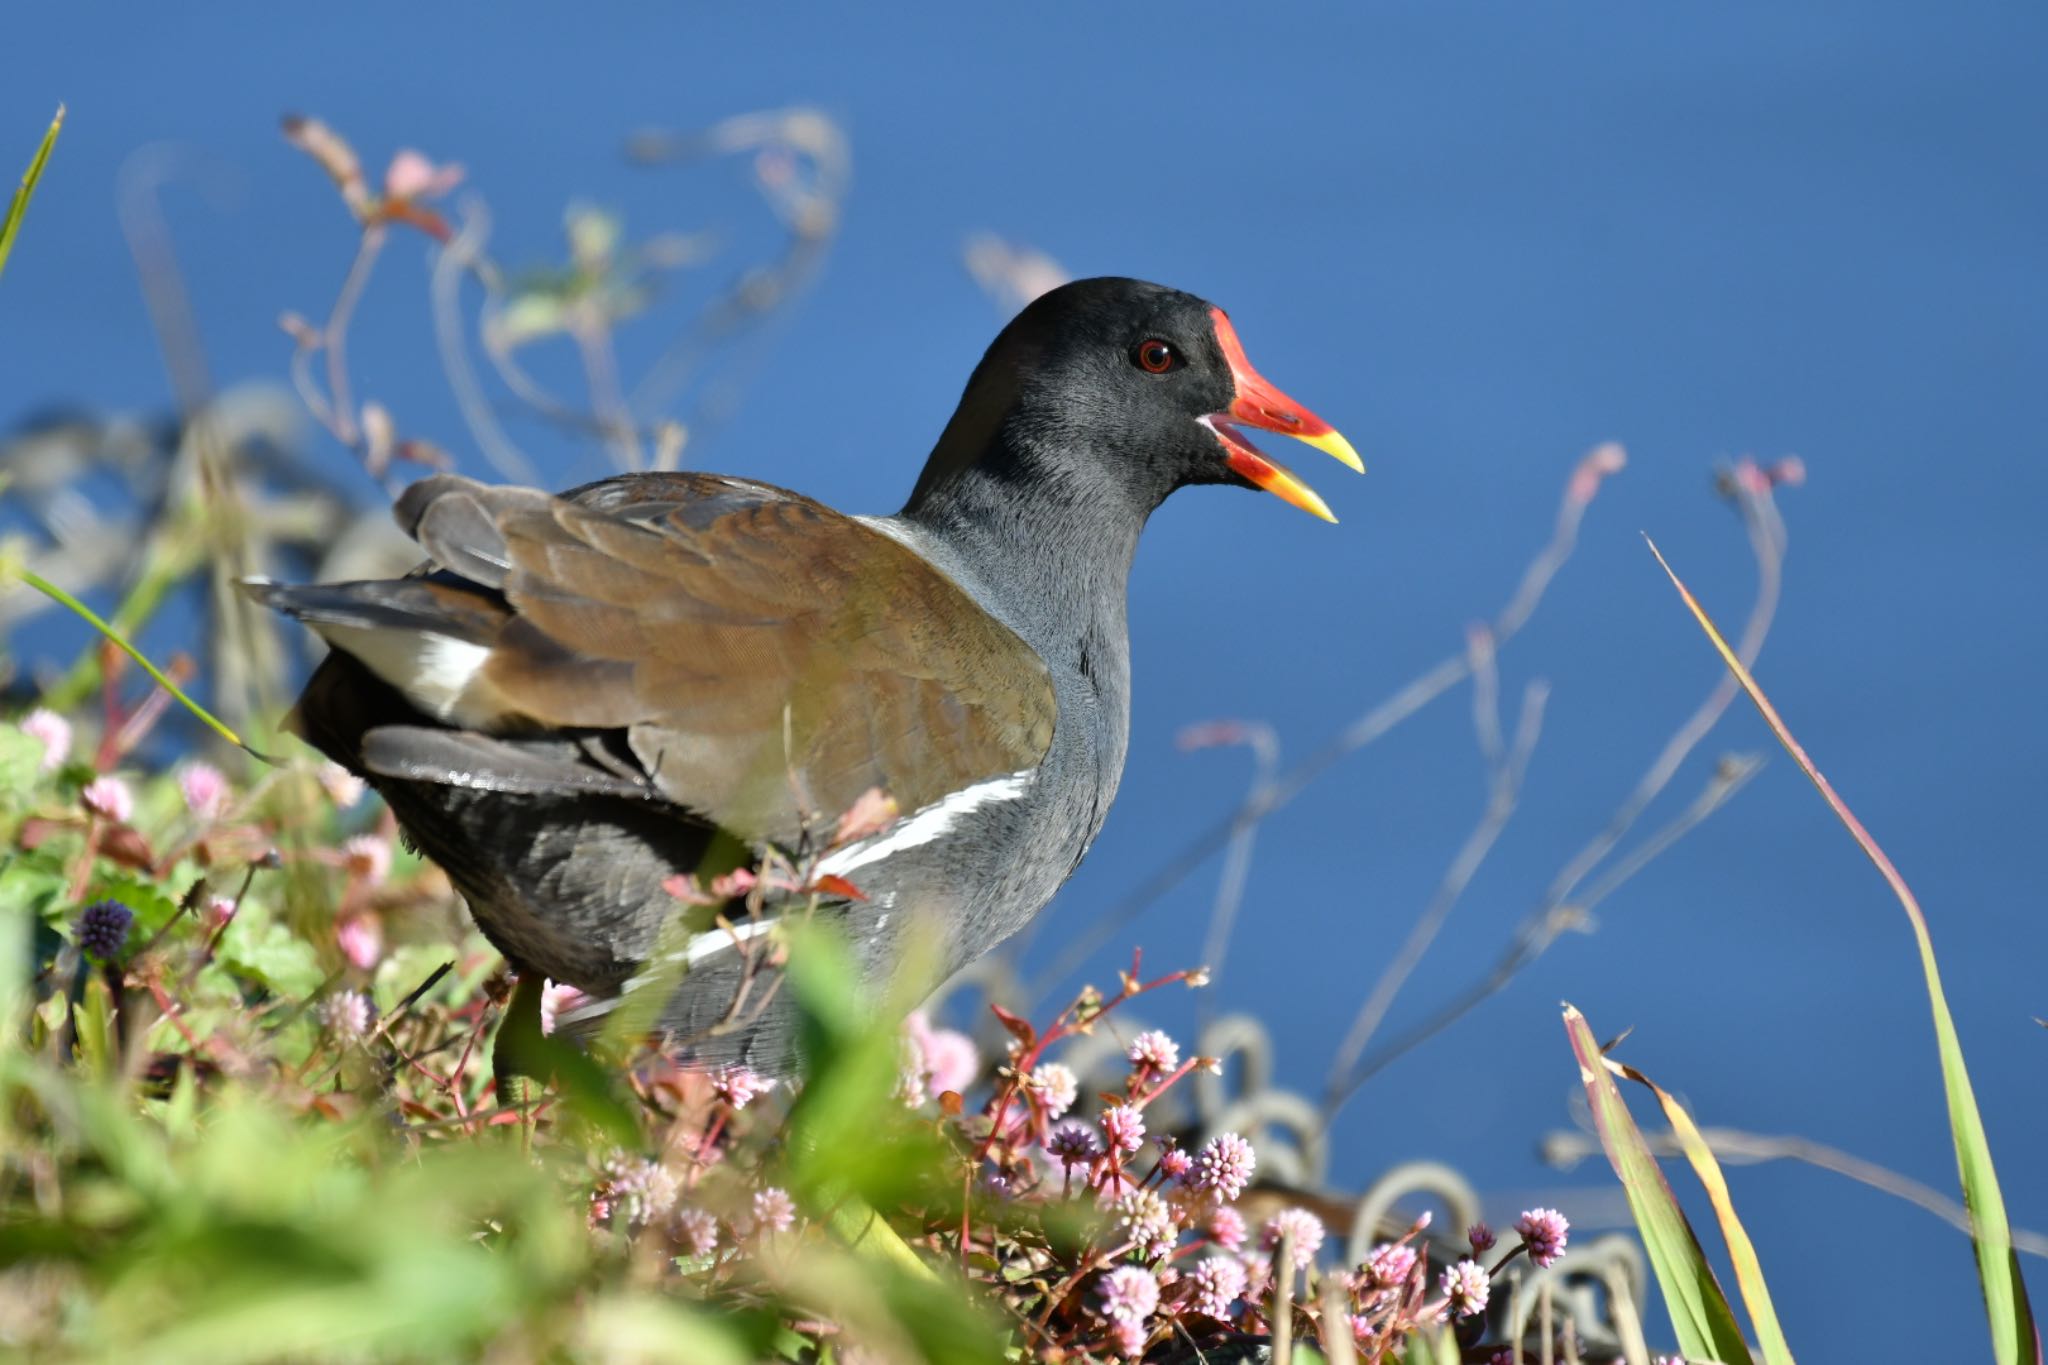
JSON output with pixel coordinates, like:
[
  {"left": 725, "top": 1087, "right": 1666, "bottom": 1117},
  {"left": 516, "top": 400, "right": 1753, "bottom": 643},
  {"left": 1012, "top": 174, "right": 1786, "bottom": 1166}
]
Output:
[{"left": 4, "top": 5, "right": 2044, "bottom": 1358}]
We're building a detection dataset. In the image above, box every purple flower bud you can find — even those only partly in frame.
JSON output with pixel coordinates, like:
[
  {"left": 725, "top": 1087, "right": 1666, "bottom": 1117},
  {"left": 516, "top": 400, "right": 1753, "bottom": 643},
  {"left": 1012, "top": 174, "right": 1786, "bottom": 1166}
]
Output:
[
  {"left": 1516, "top": 1206, "right": 1570, "bottom": 1268},
  {"left": 1468, "top": 1220, "right": 1497, "bottom": 1254},
  {"left": 75, "top": 900, "right": 133, "bottom": 961}
]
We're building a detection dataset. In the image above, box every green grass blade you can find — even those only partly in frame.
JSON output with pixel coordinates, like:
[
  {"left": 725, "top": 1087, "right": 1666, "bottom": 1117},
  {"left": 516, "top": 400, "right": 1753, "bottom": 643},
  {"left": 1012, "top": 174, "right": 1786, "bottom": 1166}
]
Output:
[
  {"left": 12, "top": 567, "right": 276, "bottom": 763},
  {"left": 0, "top": 104, "right": 64, "bottom": 288},
  {"left": 1611, "top": 1055, "right": 1796, "bottom": 1364},
  {"left": 1565, "top": 1005, "right": 1755, "bottom": 1365},
  {"left": 1647, "top": 535, "right": 2041, "bottom": 1365}
]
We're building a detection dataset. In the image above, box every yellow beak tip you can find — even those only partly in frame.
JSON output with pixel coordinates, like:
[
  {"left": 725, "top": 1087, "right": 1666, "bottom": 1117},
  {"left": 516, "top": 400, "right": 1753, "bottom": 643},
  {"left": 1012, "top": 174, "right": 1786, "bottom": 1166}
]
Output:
[{"left": 1306, "top": 430, "right": 1366, "bottom": 475}]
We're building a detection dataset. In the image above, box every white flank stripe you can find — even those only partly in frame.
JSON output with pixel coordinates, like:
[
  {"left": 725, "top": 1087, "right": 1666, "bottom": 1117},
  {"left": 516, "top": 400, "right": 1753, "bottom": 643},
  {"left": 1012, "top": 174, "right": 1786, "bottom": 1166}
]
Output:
[
  {"left": 815, "top": 770, "right": 1034, "bottom": 880},
  {"left": 321, "top": 625, "right": 492, "bottom": 723}
]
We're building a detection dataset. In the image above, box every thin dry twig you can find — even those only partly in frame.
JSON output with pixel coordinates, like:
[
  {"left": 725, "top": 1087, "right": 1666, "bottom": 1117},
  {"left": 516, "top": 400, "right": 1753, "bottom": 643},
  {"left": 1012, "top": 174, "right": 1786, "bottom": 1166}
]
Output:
[
  {"left": 1029, "top": 444, "right": 1627, "bottom": 1001},
  {"left": 1329, "top": 468, "right": 1794, "bottom": 1095},
  {"left": 1324, "top": 634, "right": 1549, "bottom": 1114}
]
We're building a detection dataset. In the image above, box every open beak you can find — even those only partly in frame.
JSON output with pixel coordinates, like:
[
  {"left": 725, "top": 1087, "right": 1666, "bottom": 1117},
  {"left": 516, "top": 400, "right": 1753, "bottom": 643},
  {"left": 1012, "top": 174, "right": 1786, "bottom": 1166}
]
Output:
[{"left": 1204, "top": 306, "right": 1363, "bottom": 523}]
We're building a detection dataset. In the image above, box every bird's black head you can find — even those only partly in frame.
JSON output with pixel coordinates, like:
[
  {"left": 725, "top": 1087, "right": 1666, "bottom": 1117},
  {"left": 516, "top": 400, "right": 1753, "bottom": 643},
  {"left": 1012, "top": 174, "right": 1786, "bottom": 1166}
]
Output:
[{"left": 908, "top": 276, "right": 1361, "bottom": 525}]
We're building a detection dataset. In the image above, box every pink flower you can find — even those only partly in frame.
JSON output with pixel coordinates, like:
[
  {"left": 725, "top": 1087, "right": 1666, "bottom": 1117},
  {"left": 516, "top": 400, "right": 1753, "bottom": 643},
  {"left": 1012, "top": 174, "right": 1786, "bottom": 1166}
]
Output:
[
  {"left": 1157, "top": 1146, "right": 1191, "bottom": 1181},
  {"left": 1207, "top": 1204, "right": 1247, "bottom": 1252},
  {"left": 1365, "top": 1241, "right": 1418, "bottom": 1292},
  {"left": 1467, "top": 1220, "right": 1497, "bottom": 1254},
  {"left": 178, "top": 762, "right": 230, "bottom": 819},
  {"left": 1114, "top": 1188, "right": 1180, "bottom": 1259},
  {"left": 322, "top": 989, "right": 372, "bottom": 1039},
  {"left": 1516, "top": 1207, "right": 1569, "bottom": 1267},
  {"left": 1097, "top": 1264, "right": 1159, "bottom": 1322},
  {"left": 1100, "top": 1104, "right": 1145, "bottom": 1154},
  {"left": 381, "top": 148, "right": 464, "bottom": 202},
  {"left": 602, "top": 1154, "right": 678, "bottom": 1228},
  {"left": 712, "top": 1066, "right": 772, "bottom": 1111},
  {"left": 752, "top": 1186, "right": 797, "bottom": 1235},
  {"left": 1185, "top": 1256, "right": 1246, "bottom": 1318},
  {"left": 538, "top": 980, "right": 591, "bottom": 1036},
  {"left": 317, "top": 761, "right": 366, "bottom": 809},
  {"left": 831, "top": 785, "right": 900, "bottom": 845},
  {"left": 904, "top": 1010, "right": 978, "bottom": 1098},
  {"left": 1109, "top": 1318, "right": 1146, "bottom": 1359},
  {"left": 19, "top": 709, "right": 70, "bottom": 772},
  {"left": 1028, "top": 1061, "right": 1078, "bottom": 1120},
  {"left": 335, "top": 912, "right": 383, "bottom": 969},
  {"left": 1260, "top": 1208, "right": 1325, "bottom": 1268},
  {"left": 1441, "top": 1259, "right": 1490, "bottom": 1317},
  {"left": 1127, "top": 1029, "right": 1180, "bottom": 1071},
  {"left": 206, "top": 896, "right": 237, "bottom": 928},
  {"left": 1187, "top": 1132, "right": 1257, "bottom": 1201},
  {"left": 343, "top": 834, "right": 392, "bottom": 885},
  {"left": 674, "top": 1206, "right": 719, "bottom": 1257},
  {"left": 80, "top": 776, "right": 133, "bottom": 823}
]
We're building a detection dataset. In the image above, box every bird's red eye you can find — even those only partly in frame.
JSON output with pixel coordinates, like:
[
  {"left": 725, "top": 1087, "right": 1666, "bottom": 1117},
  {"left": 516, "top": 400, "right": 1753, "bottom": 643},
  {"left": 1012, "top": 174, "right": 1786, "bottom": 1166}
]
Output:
[{"left": 1134, "top": 339, "right": 1178, "bottom": 374}]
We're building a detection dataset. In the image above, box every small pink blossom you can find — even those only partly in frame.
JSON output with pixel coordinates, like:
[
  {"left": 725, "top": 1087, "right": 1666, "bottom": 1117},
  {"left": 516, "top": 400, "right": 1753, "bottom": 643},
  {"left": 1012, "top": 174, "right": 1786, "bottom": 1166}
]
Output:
[
  {"left": 317, "top": 761, "right": 366, "bottom": 809},
  {"left": 19, "top": 709, "right": 70, "bottom": 772},
  {"left": 1467, "top": 1220, "right": 1497, "bottom": 1254},
  {"left": 831, "top": 786, "right": 900, "bottom": 845},
  {"left": 322, "top": 989, "right": 373, "bottom": 1039},
  {"left": 80, "top": 776, "right": 133, "bottom": 823},
  {"left": 1206, "top": 1204, "right": 1248, "bottom": 1252},
  {"left": 1370, "top": 1241, "right": 1418, "bottom": 1286},
  {"left": 751, "top": 1186, "right": 797, "bottom": 1235},
  {"left": 1185, "top": 1255, "right": 1246, "bottom": 1318},
  {"left": 1517, "top": 1206, "right": 1569, "bottom": 1267},
  {"left": 1100, "top": 1104, "right": 1145, "bottom": 1154},
  {"left": 538, "top": 980, "right": 592, "bottom": 1036},
  {"left": 1097, "top": 1264, "right": 1159, "bottom": 1322},
  {"left": 335, "top": 912, "right": 383, "bottom": 970},
  {"left": 674, "top": 1206, "right": 719, "bottom": 1257},
  {"left": 712, "top": 1066, "right": 772, "bottom": 1111},
  {"left": 1109, "top": 1319, "right": 1146, "bottom": 1359},
  {"left": 1261, "top": 1208, "right": 1325, "bottom": 1268},
  {"left": 381, "top": 148, "right": 464, "bottom": 202},
  {"left": 1441, "top": 1258, "right": 1490, "bottom": 1317},
  {"left": 903, "top": 1010, "right": 978, "bottom": 1098},
  {"left": 1127, "top": 1028, "right": 1180, "bottom": 1071},
  {"left": 1187, "top": 1132, "right": 1257, "bottom": 1201},
  {"left": 178, "top": 762, "right": 231, "bottom": 819},
  {"left": 343, "top": 834, "right": 392, "bottom": 885},
  {"left": 1028, "top": 1061, "right": 1078, "bottom": 1120},
  {"left": 1157, "top": 1145, "right": 1191, "bottom": 1181},
  {"left": 206, "top": 896, "right": 237, "bottom": 928}
]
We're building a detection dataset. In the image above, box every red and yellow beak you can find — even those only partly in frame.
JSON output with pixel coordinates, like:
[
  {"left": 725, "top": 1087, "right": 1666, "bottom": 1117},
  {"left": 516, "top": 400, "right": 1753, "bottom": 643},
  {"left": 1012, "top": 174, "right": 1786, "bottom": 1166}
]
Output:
[{"left": 1203, "top": 306, "right": 1363, "bottom": 523}]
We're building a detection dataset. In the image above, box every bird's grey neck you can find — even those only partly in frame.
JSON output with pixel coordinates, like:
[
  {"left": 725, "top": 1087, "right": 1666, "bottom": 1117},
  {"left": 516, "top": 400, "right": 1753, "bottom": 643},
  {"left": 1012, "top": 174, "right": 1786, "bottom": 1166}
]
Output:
[{"left": 894, "top": 459, "right": 1143, "bottom": 682}]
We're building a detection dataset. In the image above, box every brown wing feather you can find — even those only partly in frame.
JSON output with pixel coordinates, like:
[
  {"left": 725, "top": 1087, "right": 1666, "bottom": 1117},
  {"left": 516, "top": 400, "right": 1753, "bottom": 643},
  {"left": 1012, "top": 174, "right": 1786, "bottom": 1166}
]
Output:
[{"left": 401, "top": 472, "right": 1055, "bottom": 845}]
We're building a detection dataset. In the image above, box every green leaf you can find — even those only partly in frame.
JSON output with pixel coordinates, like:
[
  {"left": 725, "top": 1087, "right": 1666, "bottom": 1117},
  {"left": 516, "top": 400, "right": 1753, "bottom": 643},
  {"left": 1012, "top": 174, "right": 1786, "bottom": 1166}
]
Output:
[
  {"left": 1648, "top": 536, "right": 2041, "bottom": 1365},
  {"left": 1565, "top": 1005, "right": 1754, "bottom": 1365},
  {"left": 0, "top": 105, "right": 62, "bottom": 289},
  {"left": 217, "top": 910, "right": 324, "bottom": 998},
  {"left": 0, "top": 725, "right": 46, "bottom": 795},
  {"left": 1612, "top": 1054, "right": 1797, "bottom": 1364}
]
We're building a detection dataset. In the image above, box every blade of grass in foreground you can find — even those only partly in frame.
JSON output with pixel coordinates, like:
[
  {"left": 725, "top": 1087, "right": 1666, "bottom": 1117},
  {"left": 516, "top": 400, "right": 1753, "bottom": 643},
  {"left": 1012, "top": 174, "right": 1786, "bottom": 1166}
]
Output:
[
  {"left": 1646, "top": 534, "right": 2040, "bottom": 1365},
  {"left": 0, "top": 104, "right": 63, "bottom": 288},
  {"left": 1609, "top": 1052, "right": 1796, "bottom": 1365},
  {"left": 1565, "top": 1005, "right": 1755, "bottom": 1365},
  {"left": 11, "top": 567, "right": 276, "bottom": 763}
]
